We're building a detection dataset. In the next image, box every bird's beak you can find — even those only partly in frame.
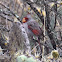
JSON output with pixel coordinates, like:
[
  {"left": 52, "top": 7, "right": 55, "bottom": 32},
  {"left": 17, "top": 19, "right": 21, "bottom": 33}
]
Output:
[{"left": 22, "top": 18, "right": 26, "bottom": 23}]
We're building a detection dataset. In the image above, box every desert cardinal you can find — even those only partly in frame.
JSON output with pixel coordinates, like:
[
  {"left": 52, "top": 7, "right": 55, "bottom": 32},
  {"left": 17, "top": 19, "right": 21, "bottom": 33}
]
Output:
[
  {"left": 22, "top": 13, "right": 44, "bottom": 39},
  {"left": 22, "top": 13, "right": 44, "bottom": 54},
  {"left": 22, "top": 13, "right": 44, "bottom": 38},
  {"left": 22, "top": 13, "right": 56, "bottom": 55}
]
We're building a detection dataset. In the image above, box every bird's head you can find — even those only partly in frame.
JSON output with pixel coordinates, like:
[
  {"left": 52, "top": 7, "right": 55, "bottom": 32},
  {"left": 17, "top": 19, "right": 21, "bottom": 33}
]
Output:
[
  {"left": 22, "top": 17, "right": 29, "bottom": 23},
  {"left": 22, "top": 13, "right": 32, "bottom": 23}
]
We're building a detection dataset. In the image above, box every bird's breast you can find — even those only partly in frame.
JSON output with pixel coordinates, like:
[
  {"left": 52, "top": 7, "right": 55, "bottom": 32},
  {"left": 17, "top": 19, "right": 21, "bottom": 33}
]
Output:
[{"left": 22, "top": 23, "right": 34, "bottom": 37}]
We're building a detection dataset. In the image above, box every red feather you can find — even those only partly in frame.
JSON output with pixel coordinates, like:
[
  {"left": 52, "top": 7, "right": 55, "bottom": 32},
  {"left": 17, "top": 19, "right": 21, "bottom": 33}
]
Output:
[
  {"left": 32, "top": 29, "right": 40, "bottom": 35},
  {"left": 28, "top": 25, "right": 40, "bottom": 36},
  {"left": 24, "top": 17, "right": 28, "bottom": 21}
]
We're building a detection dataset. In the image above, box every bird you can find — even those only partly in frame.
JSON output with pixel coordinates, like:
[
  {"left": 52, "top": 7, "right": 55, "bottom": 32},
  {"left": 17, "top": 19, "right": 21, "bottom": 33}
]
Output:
[
  {"left": 22, "top": 13, "right": 56, "bottom": 55},
  {"left": 22, "top": 13, "right": 44, "bottom": 38},
  {"left": 22, "top": 13, "right": 44, "bottom": 55}
]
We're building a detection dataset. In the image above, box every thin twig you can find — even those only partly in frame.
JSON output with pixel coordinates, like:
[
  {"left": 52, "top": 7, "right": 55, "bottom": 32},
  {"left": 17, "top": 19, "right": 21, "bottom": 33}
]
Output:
[
  {"left": 0, "top": 2, "right": 21, "bottom": 22},
  {"left": 0, "top": 14, "right": 13, "bottom": 22},
  {"left": 42, "top": 6, "right": 46, "bottom": 58},
  {"left": 0, "top": 9, "right": 12, "bottom": 16}
]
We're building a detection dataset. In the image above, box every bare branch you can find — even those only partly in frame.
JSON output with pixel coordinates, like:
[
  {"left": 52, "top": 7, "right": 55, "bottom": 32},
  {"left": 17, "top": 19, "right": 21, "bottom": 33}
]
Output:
[
  {"left": 26, "top": 2, "right": 44, "bottom": 24},
  {"left": 0, "top": 2, "right": 21, "bottom": 22},
  {"left": 0, "top": 14, "right": 13, "bottom": 22}
]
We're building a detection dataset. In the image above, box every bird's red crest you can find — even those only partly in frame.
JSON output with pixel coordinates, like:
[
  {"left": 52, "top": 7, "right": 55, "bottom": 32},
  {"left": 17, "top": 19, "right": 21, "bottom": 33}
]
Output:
[
  {"left": 24, "top": 17, "right": 28, "bottom": 21},
  {"left": 22, "top": 17, "right": 28, "bottom": 23}
]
